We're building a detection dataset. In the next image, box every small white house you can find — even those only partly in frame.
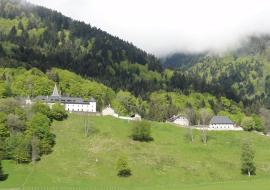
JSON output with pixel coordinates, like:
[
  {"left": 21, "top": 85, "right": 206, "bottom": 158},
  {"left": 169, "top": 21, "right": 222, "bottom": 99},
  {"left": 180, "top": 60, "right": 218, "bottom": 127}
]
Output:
[
  {"left": 166, "top": 114, "right": 189, "bottom": 126},
  {"left": 101, "top": 105, "right": 142, "bottom": 121},
  {"left": 130, "top": 113, "right": 141, "bottom": 121},
  {"left": 209, "top": 116, "right": 236, "bottom": 130},
  {"left": 101, "top": 104, "right": 119, "bottom": 118}
]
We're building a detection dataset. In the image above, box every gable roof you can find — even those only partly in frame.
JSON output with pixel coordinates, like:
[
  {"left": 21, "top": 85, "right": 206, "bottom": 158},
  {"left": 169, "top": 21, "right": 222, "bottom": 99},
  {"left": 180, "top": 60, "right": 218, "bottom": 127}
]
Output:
[
  {"left": 167, "top": 114, "right": 188, "bottom": 122},
  {"left": 209, "top": 116, "right": 234, "bottom": 124},
  {"left": 52, "top": 84, "right": 59, "bottom": 97},
  {"left": 32, "top": 96, "right": 90, "bottom": 104},
  {"left": 90, "top": 96, "right": 96, "bottom": 102},
  {"left": 101, "top": 104, "right": 118, "bottom": 115}
]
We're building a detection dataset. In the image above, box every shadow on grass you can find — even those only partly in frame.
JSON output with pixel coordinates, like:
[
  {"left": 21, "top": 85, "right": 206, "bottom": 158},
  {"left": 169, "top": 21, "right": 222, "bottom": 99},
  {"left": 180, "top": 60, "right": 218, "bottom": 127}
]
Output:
[
  {"left": 0, "top": 174, "right": 9, "bottom": 181},
  {"left": 133, "top": 137, "right": 154, "bottom": 142}
]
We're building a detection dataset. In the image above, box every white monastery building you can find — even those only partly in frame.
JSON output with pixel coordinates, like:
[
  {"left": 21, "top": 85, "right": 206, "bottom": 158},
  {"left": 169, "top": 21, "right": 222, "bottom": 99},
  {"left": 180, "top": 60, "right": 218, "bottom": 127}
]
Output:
[
  {"left": 166, "top": 114, "right": 189, "bottom": 126},
  {"left": 22, "top": 84, "right": 96, "bottom": 113},
  {"left": 208, "top": 116, "right": 243, "bottom": 131}
]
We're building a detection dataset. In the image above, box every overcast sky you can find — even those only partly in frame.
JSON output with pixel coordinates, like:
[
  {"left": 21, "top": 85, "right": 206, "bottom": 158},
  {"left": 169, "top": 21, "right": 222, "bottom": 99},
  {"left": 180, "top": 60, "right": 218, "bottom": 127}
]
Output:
[{"left": 26, "top": 0, "right": 270, "bottom": 57}]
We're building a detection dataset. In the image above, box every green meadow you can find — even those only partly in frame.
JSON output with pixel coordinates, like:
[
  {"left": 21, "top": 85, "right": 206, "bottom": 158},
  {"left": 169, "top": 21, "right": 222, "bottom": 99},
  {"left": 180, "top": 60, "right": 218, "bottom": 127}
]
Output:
[{"left": 1, "top": 114, "right": 270, "bottom": 189}]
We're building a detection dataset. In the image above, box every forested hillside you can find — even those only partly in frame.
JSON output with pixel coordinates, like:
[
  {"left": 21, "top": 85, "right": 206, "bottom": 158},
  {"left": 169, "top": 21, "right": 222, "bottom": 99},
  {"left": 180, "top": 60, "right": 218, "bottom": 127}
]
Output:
[
  {"left": 0, "top": 0, "right": 254, "bottom": 107},
  {"left": 0, "top": 0, "right": 268, "bottom": 131},
  {"left": 163, "top": 36, "right": 270, "bottom": 107},
  {"left": 184, "top": 35, "right": 270, "bottom": 109},
  {"left": 0, "top": 67, "right": 266, "bottom": 131},
  {"left": 162, "top": 52, "right": 206, "bottom": 71}
]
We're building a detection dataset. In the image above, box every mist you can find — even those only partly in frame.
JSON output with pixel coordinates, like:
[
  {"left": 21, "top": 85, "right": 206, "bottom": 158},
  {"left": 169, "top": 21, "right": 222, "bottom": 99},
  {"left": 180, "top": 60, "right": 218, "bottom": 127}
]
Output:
[{"left": 26, "top": 0, "right": 270, "bottom": 57}]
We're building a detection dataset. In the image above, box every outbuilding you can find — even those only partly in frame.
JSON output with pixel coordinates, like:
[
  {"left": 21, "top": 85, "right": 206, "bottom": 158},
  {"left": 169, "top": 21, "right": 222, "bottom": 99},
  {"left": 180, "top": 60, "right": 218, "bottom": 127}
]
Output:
[
  {"left": 166, "top": 114, "right": 189, "bottom": 126},
  {"left": 101, "top": 104, "right": 119, "bottom": 118}
]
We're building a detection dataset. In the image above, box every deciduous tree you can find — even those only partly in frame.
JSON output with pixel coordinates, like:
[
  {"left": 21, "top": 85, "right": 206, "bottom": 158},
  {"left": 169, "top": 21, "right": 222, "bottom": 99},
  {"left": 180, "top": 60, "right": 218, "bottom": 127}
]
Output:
[
  {"left": 130, "top": 119, "right": 152, "bottom": 141},
  {"left": 241, "top": 139, "right": 256, "bottom": 176},
  {"left": 241, "top": 117, "right": 255, "bottom": 131}
]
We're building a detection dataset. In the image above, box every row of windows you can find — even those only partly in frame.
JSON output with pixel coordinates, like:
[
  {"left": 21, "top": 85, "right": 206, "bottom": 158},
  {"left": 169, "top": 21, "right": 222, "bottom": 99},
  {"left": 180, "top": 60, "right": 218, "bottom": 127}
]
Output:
[
  {"left": 67, "top": 105, "right": 93, "bottom": 107},
  {"left": 41, "top": 99, "right": 91, "bottom": 103},
  {"left": 212, "top": 126, "right": 231, "bottom": 128},
  {"left": 67, "top": 109, "right": 94, "bottom": 112}
]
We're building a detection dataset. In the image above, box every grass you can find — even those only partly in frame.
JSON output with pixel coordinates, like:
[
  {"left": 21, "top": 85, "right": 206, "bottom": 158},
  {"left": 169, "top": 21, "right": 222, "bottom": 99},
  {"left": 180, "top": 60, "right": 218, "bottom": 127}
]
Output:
[{"left": 1, "top": 114, "right": 270, "bottom": 189}]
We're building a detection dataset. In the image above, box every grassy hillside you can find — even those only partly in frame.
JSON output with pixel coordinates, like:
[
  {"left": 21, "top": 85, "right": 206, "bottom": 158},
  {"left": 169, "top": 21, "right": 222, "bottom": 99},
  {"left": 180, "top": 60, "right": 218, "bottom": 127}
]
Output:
[{"left": 2, "top": 114, "right": 270, "bottom": 189}]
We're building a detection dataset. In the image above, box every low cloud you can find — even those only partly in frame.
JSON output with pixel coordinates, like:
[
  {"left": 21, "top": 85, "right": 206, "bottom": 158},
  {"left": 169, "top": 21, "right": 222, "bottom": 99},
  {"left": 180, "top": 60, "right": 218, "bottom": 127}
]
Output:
[{"left": 27, "top": 0, "right": 270, "bottom": 57}]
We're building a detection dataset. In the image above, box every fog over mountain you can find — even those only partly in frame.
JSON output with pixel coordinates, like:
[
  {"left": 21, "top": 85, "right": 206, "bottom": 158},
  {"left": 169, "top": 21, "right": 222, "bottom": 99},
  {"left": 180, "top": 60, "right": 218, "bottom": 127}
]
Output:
[{"left": 27, "top": 0, "right": 270, "bottom": 57}]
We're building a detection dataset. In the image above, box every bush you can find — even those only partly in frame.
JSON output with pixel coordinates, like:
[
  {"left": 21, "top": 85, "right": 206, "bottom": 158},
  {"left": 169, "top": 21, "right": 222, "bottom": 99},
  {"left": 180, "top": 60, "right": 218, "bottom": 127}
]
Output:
[
  {"left": 50, "top": 102, "right": 67, "bottom": 121},
  {"left": 241, "top": 117, "right": 255, "bottom": 131},
  {"left": 251, "top": 114, "right": 265, "bottom": 132},
  {"left": 130, "top": 119, "right": 152, "bottom": 141},
  {"left": 116, "top": 155, "right": 131, "bottom": 177}
]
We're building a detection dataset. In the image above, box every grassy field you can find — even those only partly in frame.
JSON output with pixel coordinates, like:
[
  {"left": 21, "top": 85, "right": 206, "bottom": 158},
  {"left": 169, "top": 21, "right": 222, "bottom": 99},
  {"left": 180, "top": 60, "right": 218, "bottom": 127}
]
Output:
[{"left": 1, "top": 114, "right": 270, "bottom": 189}]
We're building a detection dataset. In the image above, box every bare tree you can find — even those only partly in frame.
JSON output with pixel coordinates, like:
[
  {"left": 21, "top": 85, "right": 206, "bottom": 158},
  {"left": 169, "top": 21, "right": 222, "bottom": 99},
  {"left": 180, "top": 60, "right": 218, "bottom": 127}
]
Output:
[
  {"left": 259, "top": 108, "right": 270, "bottom": 133},
  {"left": 184, "top": 108, "right": 196, "bottom": 144},
  {"left": 199, "top": 109, "right": 212, "bottom": 146},
  {"left": 6, "top": 114, "right": 23, "bottom": 135},
  {"left": 84, "top": 111, "right": 92, "bottom": 137},
  {"left": 31, "top": 135, "right": 40, "bottom": 162}
]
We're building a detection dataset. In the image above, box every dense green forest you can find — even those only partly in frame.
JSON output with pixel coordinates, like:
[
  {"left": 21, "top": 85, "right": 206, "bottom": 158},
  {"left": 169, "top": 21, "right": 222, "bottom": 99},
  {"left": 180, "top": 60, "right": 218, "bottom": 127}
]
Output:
[
  {"left": 0, "top": 0, "right": 267, "bottom": 132},
  {"left": 0, "top": 0, "right": 252, "bottom": 107},
  {"left": 162, "top": 52, "right": 206, "bottom": 71},
  {"left": 164, "top": 36, "right": 270, "bottom": 108}
]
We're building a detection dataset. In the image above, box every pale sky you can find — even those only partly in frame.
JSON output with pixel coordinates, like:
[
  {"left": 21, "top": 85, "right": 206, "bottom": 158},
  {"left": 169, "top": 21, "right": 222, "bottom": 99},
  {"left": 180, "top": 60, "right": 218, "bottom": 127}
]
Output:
[{"left": 26, "top": 0, "right": 270, "bottom": 57}]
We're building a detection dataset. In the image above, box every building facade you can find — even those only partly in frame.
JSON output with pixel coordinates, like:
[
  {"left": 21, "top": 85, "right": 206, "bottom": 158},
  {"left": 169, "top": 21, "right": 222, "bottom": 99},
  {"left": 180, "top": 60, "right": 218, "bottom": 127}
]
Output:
[
  {"left": 22, "top": 84, "right": 96, "bottom": 113},
  {"left": 166, "top": 114, "right": 189, "bottom": 126},
  {"left": 208, "top": 116, "right": 242, "bottom": 130}
]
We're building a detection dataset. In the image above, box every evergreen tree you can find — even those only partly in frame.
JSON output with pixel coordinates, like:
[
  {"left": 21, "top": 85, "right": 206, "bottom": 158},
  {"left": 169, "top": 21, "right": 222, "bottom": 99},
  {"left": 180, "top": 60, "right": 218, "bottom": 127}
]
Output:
[
  {"left": 96, "top": 96, "right": 103, "bottom": 112},
  {"left": 0, "top": 159, "right": 3, "bottom": 179},
  {"left": 136, "top": 67, "right": 140, "bottom": 76},
  {"left": 104, "top": 92, "right": 110, "bottom": 106},
  {"left": 199, "top": 98, "right": 206, "bottom": 108},
  {"left": 241, "top": 139, "right": 256, "bottom": 176}
]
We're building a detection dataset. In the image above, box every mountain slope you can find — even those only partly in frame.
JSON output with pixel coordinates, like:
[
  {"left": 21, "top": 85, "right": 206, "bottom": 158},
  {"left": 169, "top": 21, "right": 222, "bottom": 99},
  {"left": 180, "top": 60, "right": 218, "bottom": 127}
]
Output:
[{"left": 2, "top": 114, "right": 270, "bottom": 188}]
